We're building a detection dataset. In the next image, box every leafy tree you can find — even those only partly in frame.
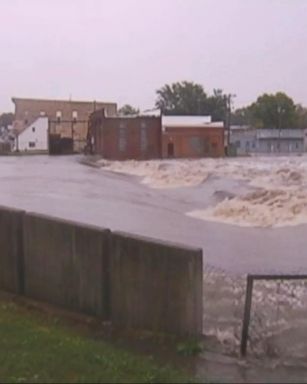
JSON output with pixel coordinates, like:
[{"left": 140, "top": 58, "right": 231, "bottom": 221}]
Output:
[
  {"left": 155, "top": 81, "right": 232, "bottom": 122},
  {"left": 232, "top": 92, "right": 300, "bottom": 129},
  {"left": 155, "top": 81, "right": 208, "bottom": 115},
  {"left": 296, "top": 104, "right": 307, "bottom": 129},
  {"left": 118, "top": 104, "right": 139, "bottom": 116},
  {"left": 0, "top": 112, "right": 14, "bottom": 128},
  {"left": 249, "top": 92, "right": 297, "bottom": 129}
]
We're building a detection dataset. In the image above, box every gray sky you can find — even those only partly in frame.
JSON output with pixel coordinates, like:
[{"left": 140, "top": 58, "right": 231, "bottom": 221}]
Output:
[{"left": 1, "top": 0, "right": 306, "bottom": 112}]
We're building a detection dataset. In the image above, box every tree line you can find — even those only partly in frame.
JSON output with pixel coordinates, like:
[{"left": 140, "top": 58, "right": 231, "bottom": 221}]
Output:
[
  {"left": 1, "top": 83, "right": 306, "bottom": 130},
  {"left": 119, "top": 81, "right": 307, "bottom": 129}
]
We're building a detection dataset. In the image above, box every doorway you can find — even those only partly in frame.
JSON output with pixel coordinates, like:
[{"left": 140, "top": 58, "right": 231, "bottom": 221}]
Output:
[{"left": 167, "top": 142, "right": 174, "bottom": 157}]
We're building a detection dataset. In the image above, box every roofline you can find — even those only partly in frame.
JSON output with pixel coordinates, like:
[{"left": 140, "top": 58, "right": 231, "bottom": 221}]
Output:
[
  {"left": 11, "top": 97, "right": 117, "bottom": 106},
  {"left": 163, "top": 124, "right": 224, "bottom": 128}
]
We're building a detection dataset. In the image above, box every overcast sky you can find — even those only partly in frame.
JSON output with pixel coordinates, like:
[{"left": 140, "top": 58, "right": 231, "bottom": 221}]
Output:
[{"left": 0, "top": 0, "right": 306, "bottom": 112}]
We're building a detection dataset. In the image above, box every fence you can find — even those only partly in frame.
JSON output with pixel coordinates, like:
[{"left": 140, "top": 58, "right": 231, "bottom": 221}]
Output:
[
  {"left": 203, "top": 264, "right": 307, "bottom": 360},
  {"left": 0, "top": 206, "right": 203, "bottom": 336}
]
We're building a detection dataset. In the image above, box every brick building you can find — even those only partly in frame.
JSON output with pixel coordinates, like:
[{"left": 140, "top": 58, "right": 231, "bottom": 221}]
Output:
[
  {"left": 88, "top": 109, "right": 162, "bottom": 160},
  {"left": 12, "top": 97, "right": 117, "bottom": 152},
  {"left": 162, "top": 116, "right": 225, "bottom": 158}
]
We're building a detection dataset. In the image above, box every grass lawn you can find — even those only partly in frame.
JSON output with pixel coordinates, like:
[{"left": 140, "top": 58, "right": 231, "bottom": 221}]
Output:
[{"left": 0, "top": 300, "right": 193, "bottom": 383}]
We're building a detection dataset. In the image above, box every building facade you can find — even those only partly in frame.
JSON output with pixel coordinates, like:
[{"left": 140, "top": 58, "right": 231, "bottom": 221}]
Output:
[
  {"left": 257, "top": 129, "right": 304, "bottom": 154},
  {"left": 230, "top": 126, "right": 257, "bottom": 155},
  {"left": 88, "top": 110, "right": 162, "bottom": 160},
  {"left": 12, "top": 97, "right": 117, "bottom": 152},
  {"left": 162, "top": 116, "right": 224, "bottom": 158},
  {"left": 230, "top": 126, "right": 305, "bottom": 155},
  {"left": 14, "top": 117, "right": 48, "bottom": 152}
]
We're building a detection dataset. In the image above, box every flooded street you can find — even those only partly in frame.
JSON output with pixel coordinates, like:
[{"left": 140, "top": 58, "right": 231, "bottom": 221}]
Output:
[
  {"left": 2, "top": 155, "right": 307, "bottom": 380},
  {"left": 0, "top": 155, "right": 307, "bottom": 275}
]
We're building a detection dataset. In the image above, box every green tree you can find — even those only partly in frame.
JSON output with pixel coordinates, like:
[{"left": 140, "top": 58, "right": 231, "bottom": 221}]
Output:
[
  {"left": 231, "top": 107, "right": 252, "bottom": 126},
  {"left": 250, "top": 92, "right": 297, "bottom": 129},
  {"left": 206, "top": 89, "right": 228, "bottom": 122},
  {"left": 0, "top": 112, "right": 14, "bottom": 128},
  {"left": 155, "top": 81, "right": 208, "bottom": 115},
  {"left": 118, "top": 104, "right": 139, "bottom": 116},
  {"left": 296, "top": 104, "right": 307, "bottom": 129}
]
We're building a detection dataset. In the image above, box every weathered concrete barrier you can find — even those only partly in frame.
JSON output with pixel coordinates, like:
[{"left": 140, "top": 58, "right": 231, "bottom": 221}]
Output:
[
  {"left": 23, "top": 213, "right": 110, "bottom": 319},
  {"left": 0, "top": 206, "right": 24, "bottom": 294},
  {"left": 111, "top": 232, "right": 203, "bottom": 336}
]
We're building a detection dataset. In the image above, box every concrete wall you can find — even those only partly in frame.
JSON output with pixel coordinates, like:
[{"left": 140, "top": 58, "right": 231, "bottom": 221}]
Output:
[
  {"left": 111, "top": 231, "right": 203, "bottom": 335},
  {"left": 23, "top": 213, "right": 110, "bottom": 318},
  {"left": 0, "top": 206, "right": 24, "bottom": 294},
  {"left": 0, "top": 208, "right": 203, "bottom": 336}
]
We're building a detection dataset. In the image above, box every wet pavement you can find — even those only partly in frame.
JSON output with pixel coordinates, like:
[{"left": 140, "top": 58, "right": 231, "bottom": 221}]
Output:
[{"left": 0, "top": 155, "right": 306, "bottom": 275}]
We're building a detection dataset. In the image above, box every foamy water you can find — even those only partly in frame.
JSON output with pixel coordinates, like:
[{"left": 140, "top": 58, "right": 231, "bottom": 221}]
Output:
[{"left": 98, "top": 156, "right": 307, "bottom": 228}]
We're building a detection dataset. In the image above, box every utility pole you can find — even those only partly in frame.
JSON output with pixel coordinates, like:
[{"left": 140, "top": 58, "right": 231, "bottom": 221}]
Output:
[{"left": 226, "top": 94, "right": 236, "bottom": 155}]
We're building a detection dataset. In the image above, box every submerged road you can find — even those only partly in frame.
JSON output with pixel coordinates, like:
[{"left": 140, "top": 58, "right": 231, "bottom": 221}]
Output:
[{"left": 0, "top": 155, "right": 306, "bottom": 275}]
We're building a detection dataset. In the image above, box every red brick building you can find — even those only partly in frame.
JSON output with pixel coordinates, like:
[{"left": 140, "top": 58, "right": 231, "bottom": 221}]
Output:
[
  {"left": 162, "top": 116, "right": 224, "bottom": 158},
  {"left": 12, "top": 97, "right": 117, "bottom": 153},
  {"left": 88, "top": 110, "right": 162, "bottom": 160}
]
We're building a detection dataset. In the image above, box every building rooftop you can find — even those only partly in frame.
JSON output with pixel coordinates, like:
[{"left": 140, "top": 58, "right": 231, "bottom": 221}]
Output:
[
  {"left": 12, "top": 97, "right": 117, "bottom": 106},
  {"left": 162, "top": 115, "right": 214, "bottom": 127}
]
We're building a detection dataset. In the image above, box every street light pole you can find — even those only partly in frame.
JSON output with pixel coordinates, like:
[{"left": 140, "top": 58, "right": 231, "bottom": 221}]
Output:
[{"left": 277, "top": 106, "right": 283, "bottom": 154}]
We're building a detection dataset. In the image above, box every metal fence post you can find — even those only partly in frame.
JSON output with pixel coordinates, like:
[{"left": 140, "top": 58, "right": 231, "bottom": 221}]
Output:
[{"left": 241, "top": 275, "right": 254, "bottom": 356}]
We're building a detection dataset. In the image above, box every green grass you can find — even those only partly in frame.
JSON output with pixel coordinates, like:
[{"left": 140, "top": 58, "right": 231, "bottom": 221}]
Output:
[{"left": 0, "top": 301, "right": 192, "bottom": 383}]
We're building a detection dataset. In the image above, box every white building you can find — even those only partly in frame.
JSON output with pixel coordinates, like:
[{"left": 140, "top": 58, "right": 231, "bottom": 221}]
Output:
[{"left": 14, "top": 117, "right": 48, "bottom": 152}]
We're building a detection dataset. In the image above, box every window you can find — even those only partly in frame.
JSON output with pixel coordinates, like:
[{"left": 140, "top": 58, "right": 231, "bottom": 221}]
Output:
[
  {"left": 140, "top": 128, "right": 147, "bottom": 152},
  {"left": 190, "top": 137, "right": 203, "bottom": 154},
  {"left": 235, "top": 140, "right": 240, "bottom": 148},
  {"left": 296, "top": 142, "right": 299, "bottom": 149},
  {"left": 119, "top": 128, "right": 127, "bottom": 152},
  {"left": 40, "top": 111, "right": 46, "bottom": 116},
  {"left": 246, "top": 141, "right": 250, "bottom": 149},
  {"left": 72, "top": 110, "right": 78, "bottom": 123},
  {"left": 252, "top": 142, "right": 256, "bottom": 149},
  {"left": 141, "top": 121, "right": 147, "bottom": 129},
  {"left": 56, "top": 111, "right": 62, "bottom": 124},
  {"left": 32, "top": 127, "right": 35, "bottom": 132},
  {"left": 29, "top": 141, "right": 35, "bottom": 148},
  {"left": 24, "top": 119, "right": 28, "bottom": 125}
]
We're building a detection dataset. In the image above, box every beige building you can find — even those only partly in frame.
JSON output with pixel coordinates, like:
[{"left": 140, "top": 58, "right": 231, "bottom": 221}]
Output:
[{"left": 12, "top": 97, "right": 117, "bottom": 152}]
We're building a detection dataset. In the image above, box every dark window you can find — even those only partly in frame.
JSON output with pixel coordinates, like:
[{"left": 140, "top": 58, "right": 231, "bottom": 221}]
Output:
[
  {"left": 252, "top": 142, "right": 256, "bottom": 149},
  {"left": 32, "top": 127, "right": 35, "bottom": 132},
  {"left": 119, "top": 128, "right": 127, "bottom": 152},
  {"left": 24, "top": 119, "right": 28, "bottom": 125},
  {"left": 57, "top": 117, "right": 61, "bottom": 124},
  {"left": 140, "top": 128, "right": 147, "bottom": 152},
  {"left": 29, "top": 141, "right": 35, "bottom": 148},
  {"left": 211, "top": 142, "right": 218, "bottom": 154},
  {"left": 167, "top": 142, "right": 174, "bottom": 157},
  {"left": 235, "top": 140, "right": 240, "bottom": 148},
  {"left": 296, "top": 142, "right": 299, "bottom": 149}
]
